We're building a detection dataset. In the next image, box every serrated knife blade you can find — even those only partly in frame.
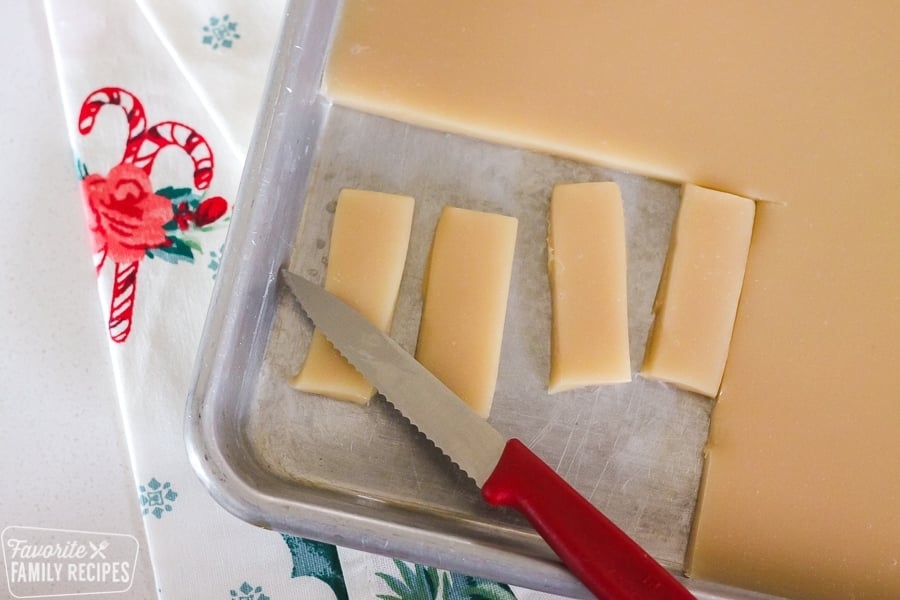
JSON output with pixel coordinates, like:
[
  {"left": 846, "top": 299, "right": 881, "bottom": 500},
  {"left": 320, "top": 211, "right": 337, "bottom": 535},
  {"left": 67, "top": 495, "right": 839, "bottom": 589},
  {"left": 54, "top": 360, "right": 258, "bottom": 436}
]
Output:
[
  {"left": 283, "top": 270, "right": 694, "bottom": 600},
  {"left": 284, "top": 269, "right": 506, "bottom": 486}
]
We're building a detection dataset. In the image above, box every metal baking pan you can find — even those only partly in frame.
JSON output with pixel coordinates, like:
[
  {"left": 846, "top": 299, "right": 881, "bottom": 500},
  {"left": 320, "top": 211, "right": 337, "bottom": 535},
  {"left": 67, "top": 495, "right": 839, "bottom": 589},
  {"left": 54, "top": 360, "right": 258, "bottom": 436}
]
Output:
[{"left": 186, "top": 1, "right": 782, "bottom": 598}]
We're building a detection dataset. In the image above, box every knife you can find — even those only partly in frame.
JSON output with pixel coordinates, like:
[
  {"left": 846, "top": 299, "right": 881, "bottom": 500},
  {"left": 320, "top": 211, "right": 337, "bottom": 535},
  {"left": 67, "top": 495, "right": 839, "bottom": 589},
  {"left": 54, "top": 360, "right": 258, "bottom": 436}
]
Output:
[{"left": 283, "top": 270, "right": 694, "bottom": 600}]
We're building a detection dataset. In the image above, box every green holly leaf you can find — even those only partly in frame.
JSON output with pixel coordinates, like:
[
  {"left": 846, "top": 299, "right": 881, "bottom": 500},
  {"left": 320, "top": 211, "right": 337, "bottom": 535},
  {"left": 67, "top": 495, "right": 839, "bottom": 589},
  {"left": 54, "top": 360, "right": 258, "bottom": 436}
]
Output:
[
  {"left": 376, "top": 572, "right": 408, "bottom": 600},
  {"left": 155, "top": 186, "right": 193, "bottom": 201},
  {"left": 182, "top": 237, "right": 203, "bottom": 252},
  {"left": 281, "top": 535, "right": 348, "bottom": 600},
  {"left": 442, "top": 572, "right": 516, "bottom": 600},
  {"left": 376, "top": 560, "right": 441, "bottom": 600},
  {"left": 163, "top": 236, "right": 195, "bottom": 258},
  {"left": 146, "top": 236, "right": 195, "bottom": 264}
]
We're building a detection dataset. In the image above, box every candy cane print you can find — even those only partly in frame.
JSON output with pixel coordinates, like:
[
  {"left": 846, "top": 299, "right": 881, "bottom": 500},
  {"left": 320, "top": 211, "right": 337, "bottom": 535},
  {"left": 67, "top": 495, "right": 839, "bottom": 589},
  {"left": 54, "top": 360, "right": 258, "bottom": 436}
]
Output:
[
  {"left": 78, "top": 87, "right": 145, "bottom": 342},
  {"left": 77, "top": 87, "right": 218, "bottom": 343},
  {"left": 78, "top": 87, "right": 148, "bottom": 154},
  {"left": 124, "top": 121, "right": 214, "bottom": 190},
  {"left": 109, "top": 260, "right": 139, "bottom": 343},
  {"left": 106, "top": 121, "right": 212, "bottom": 343}
]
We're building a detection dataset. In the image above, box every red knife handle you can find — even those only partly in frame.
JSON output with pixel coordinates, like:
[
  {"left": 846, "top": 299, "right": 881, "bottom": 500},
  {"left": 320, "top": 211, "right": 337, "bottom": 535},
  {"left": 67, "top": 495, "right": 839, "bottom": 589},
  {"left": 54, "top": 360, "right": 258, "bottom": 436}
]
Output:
[{"left": 481, "top": 439, "right": 695, "bottom": 600}]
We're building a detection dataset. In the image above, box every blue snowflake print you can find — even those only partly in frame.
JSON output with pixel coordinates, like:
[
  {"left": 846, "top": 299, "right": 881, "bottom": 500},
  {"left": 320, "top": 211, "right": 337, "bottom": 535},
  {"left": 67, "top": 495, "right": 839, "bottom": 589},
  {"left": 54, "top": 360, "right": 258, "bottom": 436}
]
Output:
[
  {"left": 203, "top": 15, "right": 241, "bottom": 50},
  {"left": 229, "top": 582, "right": 270, "bottom": 600},
  {"left": 208, "top": 243, "right": 224, "bottom": 279},
  {"left": 139, "top": 478, "right": 178, "bottom": 519}
]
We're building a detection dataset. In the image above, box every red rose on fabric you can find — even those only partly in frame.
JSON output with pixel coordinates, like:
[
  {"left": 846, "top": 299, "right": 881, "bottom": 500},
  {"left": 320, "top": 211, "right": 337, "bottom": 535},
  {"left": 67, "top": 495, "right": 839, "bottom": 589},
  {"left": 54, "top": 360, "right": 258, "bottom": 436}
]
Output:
[{"left": 81, "top": 164, "right": 174, "bottom": 263}]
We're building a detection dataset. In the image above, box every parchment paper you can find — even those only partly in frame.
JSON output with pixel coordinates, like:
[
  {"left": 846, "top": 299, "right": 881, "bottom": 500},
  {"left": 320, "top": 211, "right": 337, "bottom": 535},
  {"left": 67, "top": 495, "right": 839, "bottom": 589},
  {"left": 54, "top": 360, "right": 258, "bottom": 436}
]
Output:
[{"left": 250, "top": 105, "right": 711, "bottom": 570}]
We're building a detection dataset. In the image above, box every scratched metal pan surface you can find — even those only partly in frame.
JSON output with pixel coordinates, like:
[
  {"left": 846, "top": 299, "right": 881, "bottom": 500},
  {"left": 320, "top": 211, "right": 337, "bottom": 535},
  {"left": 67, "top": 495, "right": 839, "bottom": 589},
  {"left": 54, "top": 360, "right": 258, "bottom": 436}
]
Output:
[{"left": 186, "top": 1, "right": 782, "bottom": 599}]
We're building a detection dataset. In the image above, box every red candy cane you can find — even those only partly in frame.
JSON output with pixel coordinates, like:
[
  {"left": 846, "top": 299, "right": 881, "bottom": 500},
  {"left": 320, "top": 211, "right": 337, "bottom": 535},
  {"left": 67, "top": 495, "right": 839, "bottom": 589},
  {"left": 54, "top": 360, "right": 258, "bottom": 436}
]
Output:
[
  {"left": 78, "top": 87, "right": 148, "bottom": 153},
  {"left": 79, "top": 87, "right": 216, "bottom": 343},
  {"left": 124, "top": 121, "right": 214, "bottom": 190},
  {"left": 109, "top": 261, "right": 139, "bottom": 343}
]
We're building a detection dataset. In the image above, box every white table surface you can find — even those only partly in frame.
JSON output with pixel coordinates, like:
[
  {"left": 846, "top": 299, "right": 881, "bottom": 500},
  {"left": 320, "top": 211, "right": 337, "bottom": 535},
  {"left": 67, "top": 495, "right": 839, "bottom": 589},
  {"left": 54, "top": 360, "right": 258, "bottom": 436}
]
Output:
[{"left": 0, "top": 2, "right": 158, "bottom": 598}]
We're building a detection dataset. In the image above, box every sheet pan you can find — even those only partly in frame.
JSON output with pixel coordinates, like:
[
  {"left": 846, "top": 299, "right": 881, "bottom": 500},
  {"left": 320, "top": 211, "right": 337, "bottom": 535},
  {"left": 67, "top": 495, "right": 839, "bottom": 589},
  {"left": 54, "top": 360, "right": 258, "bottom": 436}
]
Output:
[{"left": 186, "top": 2, "right": 783, "bottom": 598}]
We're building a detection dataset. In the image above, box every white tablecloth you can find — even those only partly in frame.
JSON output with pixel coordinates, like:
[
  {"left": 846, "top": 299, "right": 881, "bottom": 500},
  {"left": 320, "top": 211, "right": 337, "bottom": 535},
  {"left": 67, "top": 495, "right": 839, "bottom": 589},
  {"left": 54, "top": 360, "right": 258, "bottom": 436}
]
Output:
[{"left": 12, "top": 0, "right": 568, "bottom": 598}]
